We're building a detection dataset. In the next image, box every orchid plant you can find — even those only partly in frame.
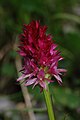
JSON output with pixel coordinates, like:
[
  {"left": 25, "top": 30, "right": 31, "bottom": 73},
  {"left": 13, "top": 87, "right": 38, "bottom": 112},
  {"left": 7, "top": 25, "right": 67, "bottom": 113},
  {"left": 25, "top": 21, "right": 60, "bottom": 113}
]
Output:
[{"left": 17, "top": 20, "right": 66, "bottom": 120}]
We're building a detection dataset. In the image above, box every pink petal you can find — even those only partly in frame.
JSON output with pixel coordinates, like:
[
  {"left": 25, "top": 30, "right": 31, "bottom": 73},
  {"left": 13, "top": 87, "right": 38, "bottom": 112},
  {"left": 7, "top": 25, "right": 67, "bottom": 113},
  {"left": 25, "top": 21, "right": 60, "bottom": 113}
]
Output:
[
  {"left": 53, "top": 74, "right": 62, "bottom": 83},
  {"left": 37, "top": 69, "right": 45, "bottom": 78},
  {"left": 46, "top": 34, "right": 52, "bottom": 41},
  {"left": 50, "top": 44, "right": 57, "bottom": 55},
  {"left": 36, "top": 21, "right": 39, "bottom": 29},
  {"left": 39, "top": 81, "right": 47, "bottom": 89},
  {"left": 17, "top": 50, "right": 26, "bottom": 56},
  {"left": 17, "top": 75, "right": 25, "bottom": 81},
  {"left": 50, "top": 61, "right": 56, "bottom": 67},
  {"left": 32, "top": 81, "right": 38, "bottom": 89},
  {"left": 59, "top": 57, "right": 63, "bottom": 61},
  {"left": 25, "top": 78, "right": 37, "bottom": 86},
  {"left": 17, "top": 74, "right": 31, "bottom": 81},
  {"left": 58, "top": 69, "right": 67, "bottom": 73},
  {"left": 28, "top": 34, "right": 33, "bottom": 43}
]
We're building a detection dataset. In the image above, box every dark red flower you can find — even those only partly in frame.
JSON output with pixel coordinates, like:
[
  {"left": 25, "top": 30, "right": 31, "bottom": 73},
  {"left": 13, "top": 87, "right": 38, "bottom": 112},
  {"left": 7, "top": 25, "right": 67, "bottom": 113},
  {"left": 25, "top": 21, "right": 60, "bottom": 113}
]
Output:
[{"left": 17, "top": 20, "right": 66, "bottom": 89}]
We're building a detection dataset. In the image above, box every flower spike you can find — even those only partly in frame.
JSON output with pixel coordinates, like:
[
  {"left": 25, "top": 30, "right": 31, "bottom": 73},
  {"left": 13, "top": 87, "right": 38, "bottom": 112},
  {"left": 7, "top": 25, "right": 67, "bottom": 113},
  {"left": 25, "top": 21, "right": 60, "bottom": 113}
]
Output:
[{"left": 17, "top": 20, "right": 66, "bottom": 90}]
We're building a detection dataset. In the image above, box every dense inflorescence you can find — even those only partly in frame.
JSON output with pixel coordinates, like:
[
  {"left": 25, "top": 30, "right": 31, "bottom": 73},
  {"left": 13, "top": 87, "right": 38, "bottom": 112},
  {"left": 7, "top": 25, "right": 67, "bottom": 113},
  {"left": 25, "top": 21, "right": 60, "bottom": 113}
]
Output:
[{"left": 17, "top": 20, "right": 66, "bottom": 90}]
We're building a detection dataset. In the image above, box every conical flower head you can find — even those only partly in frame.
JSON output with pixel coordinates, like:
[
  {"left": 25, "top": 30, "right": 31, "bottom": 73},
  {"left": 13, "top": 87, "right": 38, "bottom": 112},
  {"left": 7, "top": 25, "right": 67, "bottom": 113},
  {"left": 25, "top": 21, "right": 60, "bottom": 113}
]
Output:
[{"left": 17, "top": 20, "right": 66, "bottom": 90}]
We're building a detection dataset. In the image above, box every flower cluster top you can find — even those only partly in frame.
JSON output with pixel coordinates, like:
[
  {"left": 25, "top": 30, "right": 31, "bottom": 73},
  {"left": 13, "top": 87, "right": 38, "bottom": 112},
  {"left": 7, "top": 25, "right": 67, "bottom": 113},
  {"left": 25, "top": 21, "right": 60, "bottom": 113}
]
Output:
[{"left": 17, "top": 20, "right": 66, "bottom": 90}]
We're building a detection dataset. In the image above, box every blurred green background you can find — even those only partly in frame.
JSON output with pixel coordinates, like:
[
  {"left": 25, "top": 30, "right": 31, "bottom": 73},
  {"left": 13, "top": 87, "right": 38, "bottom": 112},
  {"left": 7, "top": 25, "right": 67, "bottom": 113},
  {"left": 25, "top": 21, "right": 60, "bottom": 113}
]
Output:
[{"left": 0, "top": 0, "right": 80, "bottom": 120}]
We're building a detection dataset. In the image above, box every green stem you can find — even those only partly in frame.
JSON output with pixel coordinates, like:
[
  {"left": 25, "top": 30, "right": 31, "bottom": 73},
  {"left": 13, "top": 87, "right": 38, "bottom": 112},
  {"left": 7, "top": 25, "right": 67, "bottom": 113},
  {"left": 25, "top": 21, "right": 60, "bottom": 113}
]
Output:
[{"left": 43, "top": 85, "right": 55, "bottom": 120}]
